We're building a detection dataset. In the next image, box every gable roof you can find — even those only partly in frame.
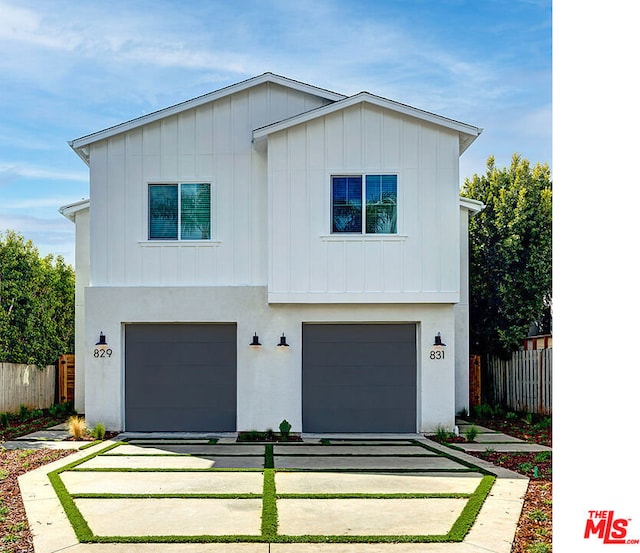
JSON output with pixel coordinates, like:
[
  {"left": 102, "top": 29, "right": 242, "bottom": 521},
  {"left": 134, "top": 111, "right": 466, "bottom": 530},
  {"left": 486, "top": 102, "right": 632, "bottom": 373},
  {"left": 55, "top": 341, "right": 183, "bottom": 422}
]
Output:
[
  {"left": 69, "top": 72, "right": 347, "bottom": 165},
  {"left": 254, "top": 91, "right": 482, "bottom": 153},
  {"left": 69, "top": 73, "right": 482, "bottom": 163}
]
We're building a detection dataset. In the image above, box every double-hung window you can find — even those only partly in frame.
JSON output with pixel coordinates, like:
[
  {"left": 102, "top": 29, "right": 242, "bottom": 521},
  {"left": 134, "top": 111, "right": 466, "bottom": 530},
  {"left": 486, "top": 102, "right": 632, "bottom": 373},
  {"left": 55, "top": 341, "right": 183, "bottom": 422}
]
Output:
[
  {"left": 331, "top": 174, "right": 397, "bottom": 234},
  {"left": 149, "top": 183, "right": 212, "bottom": 240}
]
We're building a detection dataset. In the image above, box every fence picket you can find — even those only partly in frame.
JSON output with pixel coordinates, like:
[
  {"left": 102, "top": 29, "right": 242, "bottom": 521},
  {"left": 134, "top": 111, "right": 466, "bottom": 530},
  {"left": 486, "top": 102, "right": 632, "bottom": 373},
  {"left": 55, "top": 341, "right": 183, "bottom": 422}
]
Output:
[
  {"left": 485, "top": 348, "right": 552, "bottom": 415},
  {"left": 0, "top": 363, "right": 56, "bottom": 413}
]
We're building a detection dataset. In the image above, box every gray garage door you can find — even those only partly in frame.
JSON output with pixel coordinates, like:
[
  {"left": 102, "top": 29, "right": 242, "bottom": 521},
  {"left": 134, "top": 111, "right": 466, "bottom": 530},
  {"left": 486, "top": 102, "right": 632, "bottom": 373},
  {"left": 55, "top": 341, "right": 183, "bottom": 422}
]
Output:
[
  {"left": 125, "top": 324, "right": 236, "bottom": 431},
  {"left": 303, "top": 324, "right": 416, "bottom": 432}
]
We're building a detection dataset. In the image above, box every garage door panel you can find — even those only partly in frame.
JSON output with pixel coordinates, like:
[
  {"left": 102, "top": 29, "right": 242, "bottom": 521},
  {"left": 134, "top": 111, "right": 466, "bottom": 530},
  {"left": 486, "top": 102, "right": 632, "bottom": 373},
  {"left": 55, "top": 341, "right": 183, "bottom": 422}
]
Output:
[
  {"left": 306, "top": 384, "right": 415, "bottom": 410},
  {"left": 304, "top": 407, "right": 412, "bottom": 433},
  {"left": 306, "top": 344, "right": 407, "bottom": 366},
  {"left": 125, "top": 324, "right": 236, "bottom": 432},
  {"left": 305, "top": 365, "right": 415, "bottom": 389},
  {"left": 303, "top": 324, "right": 416, "bottom": 433}
]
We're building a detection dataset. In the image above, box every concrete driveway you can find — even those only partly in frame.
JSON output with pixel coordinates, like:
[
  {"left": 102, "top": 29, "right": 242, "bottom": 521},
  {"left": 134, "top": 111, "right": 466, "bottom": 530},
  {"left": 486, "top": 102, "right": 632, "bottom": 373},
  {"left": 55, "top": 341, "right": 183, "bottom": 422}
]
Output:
[{"left": 19, "top": 433, "right": 529, "bottom": 553}]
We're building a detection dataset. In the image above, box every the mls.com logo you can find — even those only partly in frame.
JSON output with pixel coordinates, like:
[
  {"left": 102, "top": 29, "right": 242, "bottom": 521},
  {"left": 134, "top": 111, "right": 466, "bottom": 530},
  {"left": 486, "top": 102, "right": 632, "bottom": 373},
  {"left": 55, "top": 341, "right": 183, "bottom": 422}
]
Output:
[{"left": 584, "top": 511, "right": 639, "bottom": 544}]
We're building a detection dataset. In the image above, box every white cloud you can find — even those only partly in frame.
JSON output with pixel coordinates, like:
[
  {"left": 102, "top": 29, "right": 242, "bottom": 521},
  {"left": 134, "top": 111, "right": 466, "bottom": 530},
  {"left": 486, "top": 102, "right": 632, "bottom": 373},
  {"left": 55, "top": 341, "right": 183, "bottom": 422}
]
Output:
[
  {"left": 0, "top": 163, "right": 88, "bottom": 184},
  {"left": 0, "top": 0, "right": 514, "bottom": 117},
  {"left": 2, "top": 197, "right": 85, "bottom": 210}
]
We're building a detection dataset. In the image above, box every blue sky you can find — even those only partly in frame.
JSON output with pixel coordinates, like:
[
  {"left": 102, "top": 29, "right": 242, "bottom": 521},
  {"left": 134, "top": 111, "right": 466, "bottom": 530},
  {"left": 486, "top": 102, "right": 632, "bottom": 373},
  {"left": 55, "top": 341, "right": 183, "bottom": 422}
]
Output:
[{"left": 0, "top": 0, "right": 551, "bottom": 265}]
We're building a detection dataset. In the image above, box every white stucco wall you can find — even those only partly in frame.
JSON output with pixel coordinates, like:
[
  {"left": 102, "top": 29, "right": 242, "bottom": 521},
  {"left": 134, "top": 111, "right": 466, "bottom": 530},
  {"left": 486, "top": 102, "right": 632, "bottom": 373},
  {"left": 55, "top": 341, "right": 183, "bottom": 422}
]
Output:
[
  {"left": 73, "top": 207, "right": 90, "bottom": 414},
  {"left": 454, "top": 206, "right": 471, "bottom": 415},
  {"left": 84, "top": 286, "right": 456, "bottom": 433}
]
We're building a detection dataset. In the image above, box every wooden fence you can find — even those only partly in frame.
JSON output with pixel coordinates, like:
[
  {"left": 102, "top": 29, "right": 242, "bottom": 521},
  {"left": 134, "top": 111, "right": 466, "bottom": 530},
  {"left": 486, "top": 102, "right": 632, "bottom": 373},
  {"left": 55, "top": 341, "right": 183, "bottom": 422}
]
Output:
[
  {"left": 485, "top": 348, "right": 552, "bottom": 415},
  {"left": 57, "top": 354, "right": 75, "bottom": 404},
  {"left": 0, "top": 362, "right": 56, "bottom": 413}
]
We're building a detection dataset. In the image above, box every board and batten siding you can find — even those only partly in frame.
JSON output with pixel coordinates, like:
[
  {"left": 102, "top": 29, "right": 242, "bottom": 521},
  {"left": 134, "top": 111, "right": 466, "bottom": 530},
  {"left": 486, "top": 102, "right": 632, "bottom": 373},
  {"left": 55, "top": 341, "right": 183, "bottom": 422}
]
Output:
[
  {"left": 267, "top": 103, "right": 461, "bottom": 303},
  {"left": 87, "top": 83, "right": 332, "bottom": 287}
]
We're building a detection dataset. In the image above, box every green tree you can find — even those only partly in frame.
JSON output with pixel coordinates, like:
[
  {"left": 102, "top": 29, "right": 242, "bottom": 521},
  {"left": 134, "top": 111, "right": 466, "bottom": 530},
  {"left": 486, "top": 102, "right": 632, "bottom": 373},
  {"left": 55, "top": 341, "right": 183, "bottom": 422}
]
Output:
[
  {"left": 0, "top": 230, "right": 75, "bottom": 367},
  {"left": 461, "top": 154, "right": 552, "bottom": 357}
]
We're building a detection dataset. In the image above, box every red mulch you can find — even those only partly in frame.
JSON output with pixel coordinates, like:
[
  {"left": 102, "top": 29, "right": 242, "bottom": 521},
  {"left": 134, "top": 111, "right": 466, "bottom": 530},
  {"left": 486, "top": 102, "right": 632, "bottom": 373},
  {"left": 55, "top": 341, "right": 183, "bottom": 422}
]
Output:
[
  {"left": 65, "top": 431, "right": 120, "bottom": 442},
  {"left": 453, "top": 416, "right": 553, "bottom": 552},
  {"left": 0, "top": 448, "right": 74, "bottom": 553}
]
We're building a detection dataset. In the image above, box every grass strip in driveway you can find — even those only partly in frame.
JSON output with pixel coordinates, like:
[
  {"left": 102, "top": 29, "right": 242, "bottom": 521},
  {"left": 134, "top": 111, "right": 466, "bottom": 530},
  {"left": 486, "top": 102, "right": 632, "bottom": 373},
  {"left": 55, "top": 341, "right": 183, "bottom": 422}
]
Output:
[
  {"left": 266, "top": 474, "right": 495, "bottom": 544},
  {"left": 70, "top": 493, "right": 262, "bottom": 499},
  {"left": 47, "top": 441, "right": 124, "bottom": 542},
  {"left": 261, "top": 469, "right": 278, "bottom": 540},
  {"left": 46, "top": 440, "right": 499, "bottom": 544}
]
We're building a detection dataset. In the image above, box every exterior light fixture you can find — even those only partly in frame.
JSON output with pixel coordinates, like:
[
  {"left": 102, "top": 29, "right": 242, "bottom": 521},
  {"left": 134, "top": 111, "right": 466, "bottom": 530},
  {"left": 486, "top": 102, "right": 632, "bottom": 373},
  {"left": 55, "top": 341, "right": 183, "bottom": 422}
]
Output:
[
  {"left": 277, "top": 333, "right": 289, "bottom": 347},
  {"left": 94, "top": 332, "right": 113, "bottom": 358},
  {"left": 95, "top": 332, "right": 108, "bottom": 350},
  {"left": 433, "top": 332, "right": 446, "bottom": 347},
  {"left": 250, "top": 333, "right": 262, "bottom": 347}
]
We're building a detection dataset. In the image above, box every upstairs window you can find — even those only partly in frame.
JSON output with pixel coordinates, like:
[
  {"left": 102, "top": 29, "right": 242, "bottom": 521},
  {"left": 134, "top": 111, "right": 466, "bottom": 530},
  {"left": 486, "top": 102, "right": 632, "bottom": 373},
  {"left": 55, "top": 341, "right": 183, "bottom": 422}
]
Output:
[
  {"left": 149, "top": 183, "right": 211, "bottom": 240},
  {"left": 331, "top": 174, "right": 397, "bottom": 234}
]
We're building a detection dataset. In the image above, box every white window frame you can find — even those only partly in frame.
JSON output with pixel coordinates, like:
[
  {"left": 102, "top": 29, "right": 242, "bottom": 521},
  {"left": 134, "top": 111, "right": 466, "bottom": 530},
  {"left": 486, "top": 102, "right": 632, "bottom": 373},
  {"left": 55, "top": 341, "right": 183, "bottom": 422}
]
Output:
[
  {"left": 330, "top": 173, "right": 399, "bottom": 235},
  {"left": 146, "top": 181, "right": 217, "bottom": 242}
]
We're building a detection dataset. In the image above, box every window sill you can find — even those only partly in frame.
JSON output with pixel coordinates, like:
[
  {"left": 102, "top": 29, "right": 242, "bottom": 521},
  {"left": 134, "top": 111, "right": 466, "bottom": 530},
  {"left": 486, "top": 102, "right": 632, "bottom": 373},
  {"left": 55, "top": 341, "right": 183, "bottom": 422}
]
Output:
[
  {"left": 139, "top": 240, "right": 222, "bottom": 247},
  {"left": 320, "top": 234, "right": 408, "bottom": 242}
]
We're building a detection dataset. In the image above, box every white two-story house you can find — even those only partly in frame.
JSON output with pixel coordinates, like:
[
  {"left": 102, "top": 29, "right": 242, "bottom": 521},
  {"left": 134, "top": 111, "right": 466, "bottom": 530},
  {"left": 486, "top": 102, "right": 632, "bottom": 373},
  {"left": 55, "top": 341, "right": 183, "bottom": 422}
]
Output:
[{"left": 61, "top": 73, "right": 483, "bottom": 434}]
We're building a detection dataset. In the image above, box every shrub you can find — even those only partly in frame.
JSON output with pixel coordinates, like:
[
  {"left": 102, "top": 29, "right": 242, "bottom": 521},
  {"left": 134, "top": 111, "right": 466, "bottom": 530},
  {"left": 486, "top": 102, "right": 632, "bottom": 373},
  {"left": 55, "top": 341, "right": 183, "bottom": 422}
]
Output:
[
  {"left": 48, "top": 402, "right": 74, "bottom": 418},
  {"left": 279, "top": 419, "right": 292, "bottom": 440},
  {"left": 18, "top": 404, "right": 30, "bottom": 421},
  {"left": 527, "top": 509, "right": 550, "bottom": 522},
  {"left": 66, "top": 415, "right": 87, "bottom": 439},
  {"left": 90, "top": 422, "right": 106, "bottom": 440},
  {"left": 464, "top": 424, "right": 479, "bottom": 442},
  {"left": 533, "top": 416, "right": 551, "bottom": 430},
  {"left": 237, "top": 430, "right": 267, "bottom": 441},
  {"left": 435, "top": 424, "right": 453, "bottom": 441},
  {"left": 473, "top": 404, "right": 494, "bottom": 419},
  {"left": 534, "top": 451, "right": 551, "bottom": 463},
  {"left": 518, "top": 461, "right": 534, "bottom": 473}
]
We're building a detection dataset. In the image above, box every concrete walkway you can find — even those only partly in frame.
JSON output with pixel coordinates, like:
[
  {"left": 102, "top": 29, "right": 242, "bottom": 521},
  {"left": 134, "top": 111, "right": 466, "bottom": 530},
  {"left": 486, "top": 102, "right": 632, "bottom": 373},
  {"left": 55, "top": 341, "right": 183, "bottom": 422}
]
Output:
[{"left": 15, "top": 423, "right": 547, "bottom": 553}]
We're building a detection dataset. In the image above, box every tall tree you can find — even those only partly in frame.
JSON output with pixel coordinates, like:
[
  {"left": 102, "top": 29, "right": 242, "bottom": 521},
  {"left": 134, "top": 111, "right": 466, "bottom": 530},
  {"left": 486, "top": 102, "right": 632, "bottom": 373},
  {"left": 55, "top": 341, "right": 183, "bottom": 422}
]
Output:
[
  {"left": 0, "top": 231, "right": 75, "bottom": 367},
  {"left": 461, "top": 154, "right": 552, "bottom": 356}
]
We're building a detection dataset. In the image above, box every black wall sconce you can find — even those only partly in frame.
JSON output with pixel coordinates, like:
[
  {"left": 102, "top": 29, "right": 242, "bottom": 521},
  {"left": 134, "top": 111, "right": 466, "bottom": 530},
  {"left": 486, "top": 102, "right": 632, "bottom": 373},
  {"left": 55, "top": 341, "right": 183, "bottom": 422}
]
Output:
[
  {"left": 250, "top": 333, "right": 262, "bottom": 347},
  {"left": 277, "top": 333, "right": 289, "bottom": 347},
  {"left": 433, "top": 332, "right": 446, "bottom": 347},
  {"left": 94, "top": 332, "right": 113, "bottom": 358},
  {"left": 96, "top": 332, "right": 108, "bottom": 349}
]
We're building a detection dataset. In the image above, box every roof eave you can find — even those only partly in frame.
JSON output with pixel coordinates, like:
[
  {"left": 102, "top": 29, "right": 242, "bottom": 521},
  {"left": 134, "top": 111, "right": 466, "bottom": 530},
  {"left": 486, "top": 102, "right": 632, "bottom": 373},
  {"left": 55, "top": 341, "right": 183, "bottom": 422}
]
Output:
[
  {"left": 59, "top": 198, "right": 90, "bottom": 222},
  {"left": 69, "top": 141, "right": 90, "bottom": 166},
  {"left": 253, "top": 91, "right": 482, "bottom": 151},
  {"left": 459, "top": 197, "right": 485, "bottom": 215},
  {"left": 69, "top": 72, "right": 347, "bottom": 155}
]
